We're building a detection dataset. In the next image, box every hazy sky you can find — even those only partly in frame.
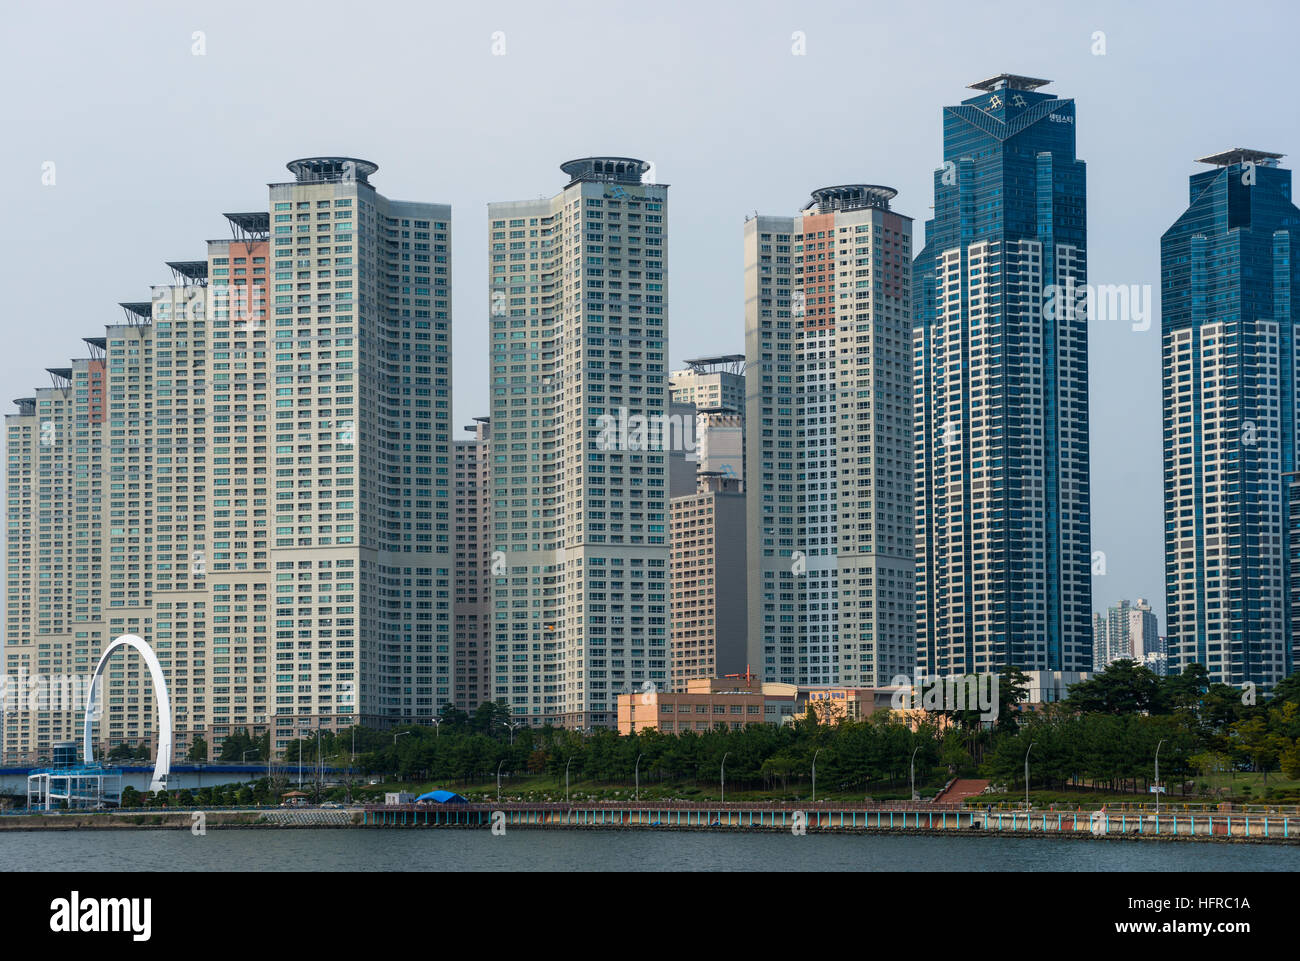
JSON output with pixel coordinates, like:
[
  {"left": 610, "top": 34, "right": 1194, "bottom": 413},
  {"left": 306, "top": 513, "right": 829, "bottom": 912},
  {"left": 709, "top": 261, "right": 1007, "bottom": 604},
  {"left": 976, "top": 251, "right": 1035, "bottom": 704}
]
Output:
[{"left": 2, "top": 0, "right": 1297, "bottom": 628}]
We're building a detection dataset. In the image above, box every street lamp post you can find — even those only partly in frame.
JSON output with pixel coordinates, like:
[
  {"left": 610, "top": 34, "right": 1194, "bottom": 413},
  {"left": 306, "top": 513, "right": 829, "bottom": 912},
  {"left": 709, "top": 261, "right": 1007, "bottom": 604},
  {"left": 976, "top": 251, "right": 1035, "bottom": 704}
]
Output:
[
  {"left": 1155, "top": 738, "right": 1166, "bottom": 814},
  {"left": 910, "top": 745, "right": 920, "bottom": 802},
  {"left": 634, "top": 752, "right": 643, "bottom": 802},
  {"left": 497, "top": 759, "right": 505, "bottom": 802},
  {"left": 721, "top": 751, "right": 730, "bottom": 804},
  {"left": 349, "top": 724, "right": 357, "bottom": 804},
  {"left": 431, "top": 717, "right": 441, "bottom": 738},
  {"left": 565, "top": 756, "right": 574, "bottom": 803},
  {"left": 1024, "top": 742, "right": 1035, "bottom": 812},
  {"left": 393, "top": 730, "right": 411, "bottom": 782},
  {"left": 502, "top": 720, "right": 521, "bottom": 745},
  {"left": 248, "top": 715, "right": 270, "bottom": 791},
  {"left": 812, "top": 748, "right": 822, "bottom": 804}
]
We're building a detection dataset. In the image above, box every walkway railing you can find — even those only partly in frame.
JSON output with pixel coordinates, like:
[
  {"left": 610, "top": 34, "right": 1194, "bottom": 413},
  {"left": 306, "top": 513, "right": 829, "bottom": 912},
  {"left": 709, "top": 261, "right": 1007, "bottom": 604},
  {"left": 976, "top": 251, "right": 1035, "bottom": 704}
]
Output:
[{"left": 359, "top": 802, "right": 1296, "bottom": 840}]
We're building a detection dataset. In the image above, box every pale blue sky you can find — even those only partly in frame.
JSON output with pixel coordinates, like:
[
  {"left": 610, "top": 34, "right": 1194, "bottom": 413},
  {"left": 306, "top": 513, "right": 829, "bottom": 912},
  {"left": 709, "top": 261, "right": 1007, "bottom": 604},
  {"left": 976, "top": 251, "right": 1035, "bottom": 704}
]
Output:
[{"left": 2, "top": 0, "right": 1297, "bottom": 627}]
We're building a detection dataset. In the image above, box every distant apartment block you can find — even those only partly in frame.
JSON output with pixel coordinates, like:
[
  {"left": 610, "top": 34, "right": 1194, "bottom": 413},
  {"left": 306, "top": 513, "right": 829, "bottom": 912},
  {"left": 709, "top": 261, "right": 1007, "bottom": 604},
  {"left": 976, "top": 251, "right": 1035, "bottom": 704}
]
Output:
[
  {"left": 695, "top": 409, "right": 744, "bottom": 484},
  {"left": 669, "top": 472, "right": 746, "bottom": 689},
  {"left": 668, "top": 399, "right": 700, "bottom": 498},
  {"left": 1091, "top": 613, "right": 1107, "bottom": 671},
  {"left": 670, "top": 356, "right": 746, "bottom": 486},
  {"left": 669, "top": 357, "right": 746, "bottom": 412},
  {"left": 1128, "top": 600, "right": 1166, "bottom": 673},
  {"left": 1093, "top": 598, "right": 1162, "bottom": 672},
  {"left": 453, "top": 418, "right": 492, "bottom": 711}
]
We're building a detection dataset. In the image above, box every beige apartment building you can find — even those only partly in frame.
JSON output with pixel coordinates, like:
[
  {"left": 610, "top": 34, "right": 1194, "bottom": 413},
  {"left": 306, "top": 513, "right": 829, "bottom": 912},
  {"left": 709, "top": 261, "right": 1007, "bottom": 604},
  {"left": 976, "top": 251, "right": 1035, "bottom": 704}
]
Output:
[
  {"left": 3, "top": 157, "right": 453, "bottom": 763},
  {"left": 488, "top": 157, "right": 670, "bottom": 729},
  {"left": 745, "top": 185, "right": 916, "bottom": 690},
  {"left": 669, "top": 358, "right": 746, "bottom": 412}
]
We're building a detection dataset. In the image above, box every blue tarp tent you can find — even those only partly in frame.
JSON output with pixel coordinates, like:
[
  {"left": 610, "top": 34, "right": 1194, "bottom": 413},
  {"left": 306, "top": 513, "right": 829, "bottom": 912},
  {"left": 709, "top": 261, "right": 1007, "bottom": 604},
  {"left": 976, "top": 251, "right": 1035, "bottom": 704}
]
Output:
[{"left": 415, "top": 789, "right": 469, "bottom": 804}]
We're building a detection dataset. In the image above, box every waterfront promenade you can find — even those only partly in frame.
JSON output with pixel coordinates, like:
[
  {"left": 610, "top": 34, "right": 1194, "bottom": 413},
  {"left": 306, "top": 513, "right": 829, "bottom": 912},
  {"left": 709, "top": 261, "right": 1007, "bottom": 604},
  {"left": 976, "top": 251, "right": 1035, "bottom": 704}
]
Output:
[{"left": 361, "top": 801, "right": 1300, "bottom": 842}]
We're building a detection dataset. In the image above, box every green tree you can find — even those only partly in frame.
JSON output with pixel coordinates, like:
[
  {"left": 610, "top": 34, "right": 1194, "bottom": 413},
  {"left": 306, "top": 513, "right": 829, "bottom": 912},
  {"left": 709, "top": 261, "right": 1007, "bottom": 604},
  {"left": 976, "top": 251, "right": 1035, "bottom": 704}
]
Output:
[
  {"left": 186, "top": 736, "right": 209, "bottom": 762},
  {"left": 1230, "top": 716, "right": 1282, "bottom": 782},
  {"left": 437, "top": 703, "right": 471, "bottom": 734},
  {"left": 992, "top": 665, "right": 1032, "bottom": 734},
  {"left": 800, "top": 703, "right": 819, "bottom": 730},
  {"left": 1268, "top": 672, "right": 1300, "bottom": 708},
  {"left": 1280, "top": 741, "right": 1300, "bottom": 780},
  {"left": 1065, "top": 660, "right": 1161, "bottom": 715},
  {"left": 218, "top": 727, "right": 257, "bottom": 762}
]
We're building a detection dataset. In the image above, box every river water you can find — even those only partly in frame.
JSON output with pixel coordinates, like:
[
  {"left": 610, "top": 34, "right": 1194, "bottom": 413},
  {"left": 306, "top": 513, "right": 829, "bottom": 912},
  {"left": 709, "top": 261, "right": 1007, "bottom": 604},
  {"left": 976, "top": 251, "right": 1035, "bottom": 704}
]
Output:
[{"left": 2, "top": 829, "right": 1296, "bottom": 871}]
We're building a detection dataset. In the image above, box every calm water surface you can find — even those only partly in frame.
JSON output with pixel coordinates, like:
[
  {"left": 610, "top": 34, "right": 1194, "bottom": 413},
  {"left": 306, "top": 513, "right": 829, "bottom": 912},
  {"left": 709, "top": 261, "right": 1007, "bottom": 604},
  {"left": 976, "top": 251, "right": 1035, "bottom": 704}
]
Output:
[{"left": 2, "top": 829, "right": 1297, "bottom": 871}]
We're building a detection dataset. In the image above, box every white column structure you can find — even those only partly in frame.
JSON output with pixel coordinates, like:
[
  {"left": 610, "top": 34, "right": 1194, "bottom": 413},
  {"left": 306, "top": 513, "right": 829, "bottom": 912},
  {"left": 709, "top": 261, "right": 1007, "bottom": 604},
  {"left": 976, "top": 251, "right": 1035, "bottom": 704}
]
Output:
[{"left": 84, "top": 634, "right": 172, "bottom": 792}]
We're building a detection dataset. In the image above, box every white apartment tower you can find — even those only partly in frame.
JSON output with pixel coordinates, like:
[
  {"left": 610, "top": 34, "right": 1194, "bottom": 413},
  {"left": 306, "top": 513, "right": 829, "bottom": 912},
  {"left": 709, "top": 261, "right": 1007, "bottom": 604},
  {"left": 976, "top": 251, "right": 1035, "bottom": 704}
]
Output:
[
  {"left": 745, "top": 185, "right": 916, "bottom": 687},
  {"left": 267, "top": 158, "right": 453, "bottom": 747},
  {"left": 488, "top": 157, "right": 670, "bottom": 729}
]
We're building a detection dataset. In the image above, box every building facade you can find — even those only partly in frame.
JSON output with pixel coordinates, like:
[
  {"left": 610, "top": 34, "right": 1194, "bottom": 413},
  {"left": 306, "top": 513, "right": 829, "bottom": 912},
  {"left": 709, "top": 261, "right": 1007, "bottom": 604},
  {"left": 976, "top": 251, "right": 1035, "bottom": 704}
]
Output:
[
  {"left": 1092, "top": 598, "right": 1161, "bottom": 672},
  {"left": 670, "top": 356, "right": 746, "bottom": 484},
  {"left": 1161, "top": 149, "right": 1300, "bottom": 688},
  {"left": 914, "top": 74, "right": 1092, "bottom": 679},
  {"left": 4, "top": 157, "right": 453, "bottom": 763},
  {"left": 745, "top": 185, "right": 916, "bottom": 689},
  {"left": 669, "top": 472, "right": 747, "bottom": 689},
  {"left": 694, "top": 410, "right": 744, "bottom": 484},
  {"left": 453, "top": 418, "right": 492, "bottom": 711},
  {"left": 1091, "top": 613, "right": 1108, "bottom": 672},
  {"left": 488, "top": 157, "right": 670, "bottom": 729},
  {"left": 669, "top": 358, "right": 746, "bottom": 412},
  {"left": 617, "top": 675, "right": 796, "bottom": 733},
  {"left": 1128, "top": 599, "right": 1165, "bottom": 672}
]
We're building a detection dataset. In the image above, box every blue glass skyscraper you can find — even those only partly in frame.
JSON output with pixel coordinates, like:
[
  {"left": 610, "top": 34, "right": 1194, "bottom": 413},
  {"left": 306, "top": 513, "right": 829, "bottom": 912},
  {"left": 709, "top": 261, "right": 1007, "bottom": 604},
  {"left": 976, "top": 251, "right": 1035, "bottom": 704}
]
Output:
[
  {"left": 1162, "top": 149, "right": 1300, "bottom": 688},
  {"left": 914, "top": 74, "right": 1092, "bottom": 679}
]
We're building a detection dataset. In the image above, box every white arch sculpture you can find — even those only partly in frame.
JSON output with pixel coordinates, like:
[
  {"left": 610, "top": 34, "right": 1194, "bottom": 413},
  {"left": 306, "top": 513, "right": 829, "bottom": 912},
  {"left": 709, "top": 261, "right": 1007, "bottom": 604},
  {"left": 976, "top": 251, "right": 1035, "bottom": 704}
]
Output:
[{"left": 83, "top": 634, "right": 172, "bottom": 793}]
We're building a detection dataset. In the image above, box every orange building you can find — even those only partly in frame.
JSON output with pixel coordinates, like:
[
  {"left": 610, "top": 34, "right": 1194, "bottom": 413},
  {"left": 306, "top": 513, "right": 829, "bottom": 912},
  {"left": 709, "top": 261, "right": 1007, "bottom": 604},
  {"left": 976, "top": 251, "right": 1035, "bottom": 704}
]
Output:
[{"left": 617, "top": 675, "right": 798, "bottom": 733}]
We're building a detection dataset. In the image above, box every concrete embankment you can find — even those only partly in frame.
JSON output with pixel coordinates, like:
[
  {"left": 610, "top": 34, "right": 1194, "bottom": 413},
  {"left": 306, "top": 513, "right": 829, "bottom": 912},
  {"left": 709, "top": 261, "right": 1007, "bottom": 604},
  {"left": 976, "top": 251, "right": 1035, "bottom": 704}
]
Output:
[{"left": 0, "top": 809, "right": 357, "bottom": 830}]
